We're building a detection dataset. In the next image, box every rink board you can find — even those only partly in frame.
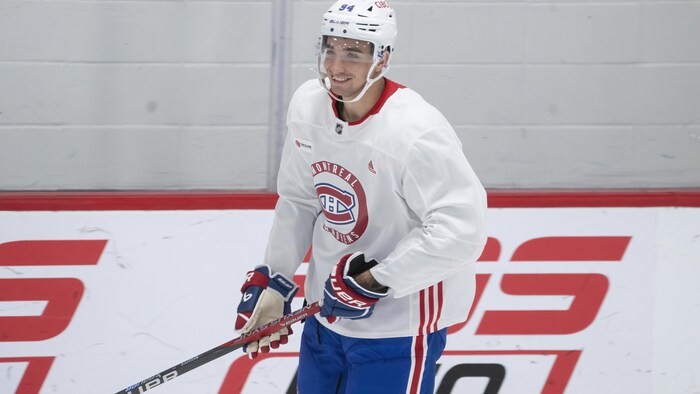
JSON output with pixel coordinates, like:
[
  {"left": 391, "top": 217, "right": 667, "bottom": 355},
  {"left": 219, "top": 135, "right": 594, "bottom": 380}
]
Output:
[{"left": 0, "top": 192, "right": 698, "bottom": 394}]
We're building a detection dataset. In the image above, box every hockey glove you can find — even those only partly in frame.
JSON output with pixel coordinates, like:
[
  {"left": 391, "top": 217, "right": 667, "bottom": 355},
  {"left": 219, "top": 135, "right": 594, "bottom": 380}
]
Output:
[
  {"left": 321, "top": 252, "right": 388, "bottom": 324},
  {"left": 235, "top": 265, "right": 298, "bottom": 359}
]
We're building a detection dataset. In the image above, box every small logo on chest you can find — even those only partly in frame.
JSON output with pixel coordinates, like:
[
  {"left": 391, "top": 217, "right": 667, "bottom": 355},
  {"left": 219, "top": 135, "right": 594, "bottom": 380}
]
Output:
[{"left": 294, "top": 138, "right": 313, "bottom": 152}]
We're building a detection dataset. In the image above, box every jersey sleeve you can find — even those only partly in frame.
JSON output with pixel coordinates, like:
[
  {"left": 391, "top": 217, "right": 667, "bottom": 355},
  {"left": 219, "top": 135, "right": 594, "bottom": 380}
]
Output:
[
  {"left": 262, "top": 122, "right": 321, "bottom": 279},
  {"left": 370, "top": 128, "right": 488, "bottom": 298}
]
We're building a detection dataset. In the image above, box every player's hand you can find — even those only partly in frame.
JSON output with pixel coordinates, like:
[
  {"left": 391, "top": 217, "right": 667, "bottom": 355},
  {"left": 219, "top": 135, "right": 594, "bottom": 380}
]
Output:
[
  {"left": 321, "top": 252, "right": 388, "bottom": 324},
  {"left": 235, "top": 265, "right": 298, "bottom": 359}
]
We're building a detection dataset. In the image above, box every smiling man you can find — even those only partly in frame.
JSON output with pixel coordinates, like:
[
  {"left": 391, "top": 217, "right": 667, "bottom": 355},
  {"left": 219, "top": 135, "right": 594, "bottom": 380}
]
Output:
[
  {"left": 319, "top": 36, "right": 386, "bottom": 121},
  {"left": 234, "top": 1, "right": 488, "bottom": 393}
]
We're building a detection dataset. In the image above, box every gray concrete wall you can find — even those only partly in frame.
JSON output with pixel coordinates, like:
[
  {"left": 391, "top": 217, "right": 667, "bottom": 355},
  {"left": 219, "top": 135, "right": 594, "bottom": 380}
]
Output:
[{"left": 1, "top": 0, "right": 698, "bottom": 190}]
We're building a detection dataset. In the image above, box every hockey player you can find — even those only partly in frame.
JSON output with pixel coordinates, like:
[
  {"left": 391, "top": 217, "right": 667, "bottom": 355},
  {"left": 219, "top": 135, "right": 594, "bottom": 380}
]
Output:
[{"left": 235, "top": 1, "right": 487, "bottom": 392}]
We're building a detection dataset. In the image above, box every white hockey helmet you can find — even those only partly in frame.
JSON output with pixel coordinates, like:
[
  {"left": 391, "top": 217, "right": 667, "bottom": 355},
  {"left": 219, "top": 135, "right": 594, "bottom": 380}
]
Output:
[
  {"left": 317, "top": 1, "right": 398, "bottom": 103},
  {"left": 319, "top": 1, "right": 397, "bottom": 63}
]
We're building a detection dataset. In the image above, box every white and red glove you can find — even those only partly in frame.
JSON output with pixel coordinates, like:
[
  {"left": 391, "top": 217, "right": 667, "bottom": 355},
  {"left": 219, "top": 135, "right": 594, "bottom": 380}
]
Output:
[
  {"left": 321, "top": 252, "right": 388, "bottom": 324},
  {"left": 235, "top": 265, "right": 298, "bottom": 359}
]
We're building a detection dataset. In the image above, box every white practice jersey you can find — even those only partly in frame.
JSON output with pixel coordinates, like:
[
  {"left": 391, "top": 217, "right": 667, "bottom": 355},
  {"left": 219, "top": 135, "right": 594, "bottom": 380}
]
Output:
[{"left": 264, "top": 78, "right": 488, "bottom": 338}]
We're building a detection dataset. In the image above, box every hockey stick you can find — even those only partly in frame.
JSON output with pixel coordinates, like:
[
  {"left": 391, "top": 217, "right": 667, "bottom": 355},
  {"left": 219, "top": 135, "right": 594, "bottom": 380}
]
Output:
[{"left": 114, "top": 300, "right": 322, "bottom": 394}]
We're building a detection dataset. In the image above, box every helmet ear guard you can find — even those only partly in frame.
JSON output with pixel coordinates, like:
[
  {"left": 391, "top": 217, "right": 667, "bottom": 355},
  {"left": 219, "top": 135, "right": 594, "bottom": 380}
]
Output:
[{"left": 316, "top": 0, "right": 398, "bottom": 103}]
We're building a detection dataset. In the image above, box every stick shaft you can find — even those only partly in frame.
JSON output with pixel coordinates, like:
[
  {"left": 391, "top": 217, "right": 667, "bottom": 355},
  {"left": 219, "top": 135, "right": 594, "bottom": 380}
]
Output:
[{"left": 115, "top": 301, "right": 321, "bottom": 394}]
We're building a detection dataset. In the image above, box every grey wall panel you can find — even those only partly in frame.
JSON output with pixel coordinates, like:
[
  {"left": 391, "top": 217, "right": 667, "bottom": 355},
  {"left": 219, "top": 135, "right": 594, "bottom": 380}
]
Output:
[
  {"left": 457, "top": 126, "right": 700, "bottom": 188},
  {"left": 0, "top": 127, "right": 268, "bottom": 190},
  {"left": 641, "top": 2, "right": 700, "bottom": 63},
  {"left": 0, "top": 1, "right": 272, "bottom": 63},
  {"left": 0, "top": 64, "right": 270, "bottom": 125},
  {"left": 0, "top": 0, "right": 698, "bottom": 190},
  {"left": 392, "top": 64, "right": 700, "bottom": 126}
]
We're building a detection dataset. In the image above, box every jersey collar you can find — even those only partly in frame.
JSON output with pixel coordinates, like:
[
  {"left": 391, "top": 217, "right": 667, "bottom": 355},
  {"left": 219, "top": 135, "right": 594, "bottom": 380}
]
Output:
[{"left": 330, "top": 79, "right": 405, "bottom": 126}]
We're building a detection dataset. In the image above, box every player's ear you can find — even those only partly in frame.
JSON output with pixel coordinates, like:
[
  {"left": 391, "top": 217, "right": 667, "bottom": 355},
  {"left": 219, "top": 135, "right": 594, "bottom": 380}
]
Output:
[{"left": 374, "top": 50, "right": 390, "bottom": 73}]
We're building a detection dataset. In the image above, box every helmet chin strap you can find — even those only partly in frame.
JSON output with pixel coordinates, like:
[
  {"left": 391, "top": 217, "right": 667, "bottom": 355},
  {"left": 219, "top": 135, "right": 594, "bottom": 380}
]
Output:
[{"left": 319, "top": 59, "right": 387, "bottom": 104}]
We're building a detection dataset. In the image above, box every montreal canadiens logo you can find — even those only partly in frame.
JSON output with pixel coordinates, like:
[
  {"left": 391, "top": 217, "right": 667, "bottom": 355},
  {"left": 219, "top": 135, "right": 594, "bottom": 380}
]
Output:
[
  {"left": 316, "top": 183, "right": 356, "bottom": 225},
  {"left": 312, "top": 161, "right": 368, "bottom": 245}
]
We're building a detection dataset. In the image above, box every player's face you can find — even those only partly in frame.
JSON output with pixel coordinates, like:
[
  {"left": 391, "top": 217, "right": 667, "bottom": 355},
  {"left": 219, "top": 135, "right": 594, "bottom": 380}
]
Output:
[{"left": 320, "top": 36, "right": 376, "bottom": 100}]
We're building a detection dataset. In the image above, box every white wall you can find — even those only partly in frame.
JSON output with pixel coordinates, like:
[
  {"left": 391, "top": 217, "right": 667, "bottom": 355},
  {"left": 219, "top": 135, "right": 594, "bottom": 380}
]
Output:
[
  {"left": 1, "top": 0, "right": 699, "bottom": 190},
  {"left": 0, "top": 0, "right": 274, "bottom": 190}
]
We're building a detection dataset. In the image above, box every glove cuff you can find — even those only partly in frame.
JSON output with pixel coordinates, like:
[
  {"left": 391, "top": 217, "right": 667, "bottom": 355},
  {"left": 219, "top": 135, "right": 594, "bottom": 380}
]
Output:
[
  {"left": 240, "top": 270, "right": 270, "bottom": 292},
  {"left": 240, "top": 265, "right": 299, "bottom": 302},
  {"left": 345, "top": 275, "right": 388, "bottom": 299},
  {"left": 268, "top": 271, "right": 299, "bottom": 302}
]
